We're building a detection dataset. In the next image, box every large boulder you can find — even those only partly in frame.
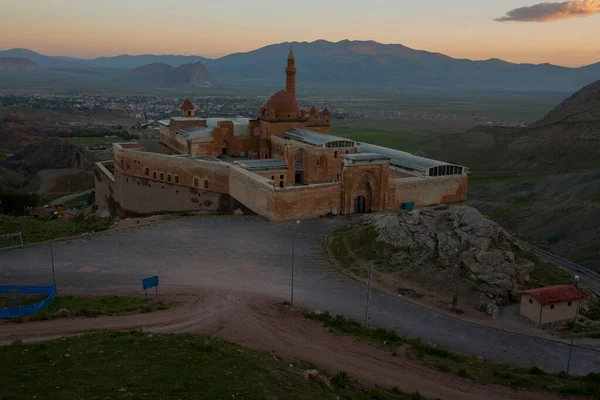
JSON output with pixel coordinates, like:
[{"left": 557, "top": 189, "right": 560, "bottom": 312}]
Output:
[{"left": 364, "top": 205, "right": 534, "bottom": 305}]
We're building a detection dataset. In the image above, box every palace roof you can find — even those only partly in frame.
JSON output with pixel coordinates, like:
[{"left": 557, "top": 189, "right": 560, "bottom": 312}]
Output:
[
  {"left": 359, "top": 143, "right": 462, "bottom": 173},
  {"left": 283, "top": 129, "right": 356, "bottom": 148},
  {"left": 265, "top": 90, "right": 299, "bottom": 113}
]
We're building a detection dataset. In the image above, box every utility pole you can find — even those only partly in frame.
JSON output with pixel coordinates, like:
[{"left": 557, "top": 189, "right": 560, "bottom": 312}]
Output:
[
  {"left": 48, "top": 211, "right": 58, "bottom": 293},
  {"left": 452, "top": 247, "right": 461, "bottom": 313},
  {"left": 50, "top": 240, "right": 57, "bottom": 292},
  {"left": 566, "top": 275, "right": 581, "bottom": 375},
  {"left": 365, "top": 261, "right": 373, "bottom": 327},
  {"left": 290, "top": 220, "right": 300, "bottom": 307}
]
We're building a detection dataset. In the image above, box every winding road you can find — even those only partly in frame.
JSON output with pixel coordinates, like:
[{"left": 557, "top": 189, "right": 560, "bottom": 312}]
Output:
[{"left": 1, "top": 215, "right": 599, "bottom": 375}]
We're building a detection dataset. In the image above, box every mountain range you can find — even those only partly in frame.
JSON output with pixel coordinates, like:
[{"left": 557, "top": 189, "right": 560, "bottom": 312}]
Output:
[{"left": 1, "top": 40, "right": 599, "bottom": 91}]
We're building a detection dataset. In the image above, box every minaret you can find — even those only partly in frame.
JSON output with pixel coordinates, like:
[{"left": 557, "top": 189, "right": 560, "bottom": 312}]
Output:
[{"left": 285, "top": 49, "right": 297, "bottom": 98}]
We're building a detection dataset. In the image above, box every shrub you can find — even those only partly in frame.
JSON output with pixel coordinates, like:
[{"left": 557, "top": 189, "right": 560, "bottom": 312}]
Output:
[{"left": 332, "top": 371, "right": 350, "bottom": 388}]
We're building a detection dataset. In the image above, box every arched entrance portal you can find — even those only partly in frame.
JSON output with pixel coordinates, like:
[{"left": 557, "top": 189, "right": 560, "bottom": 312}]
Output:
[
  {"left": 222, "top": 140, "right": 229, "bottom": 155},
  {"left": 354, "top": 173, "right": 373, "bottom": 213},
  {"left": 354, "top": 196, "right": 367, "bottom": 213}
]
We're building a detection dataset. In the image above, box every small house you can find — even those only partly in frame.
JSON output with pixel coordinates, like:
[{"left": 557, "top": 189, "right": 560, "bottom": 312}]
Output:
[{"left": 520, "top": 285, "right": 584, "bottom": 327}]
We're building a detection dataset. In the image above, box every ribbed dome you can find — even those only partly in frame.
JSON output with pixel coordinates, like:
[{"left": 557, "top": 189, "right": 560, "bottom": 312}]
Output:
[{"left": 265, "top": 90, "right": 299, "bottom": 114}]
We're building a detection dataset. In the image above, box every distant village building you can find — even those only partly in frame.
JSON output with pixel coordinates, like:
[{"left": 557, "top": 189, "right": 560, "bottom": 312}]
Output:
[
  {"left": 520, "top": 285, "right": 584, "bottom": 327},
  {"left": 94, "top": 52, "right": 469, "bottom": 221}
]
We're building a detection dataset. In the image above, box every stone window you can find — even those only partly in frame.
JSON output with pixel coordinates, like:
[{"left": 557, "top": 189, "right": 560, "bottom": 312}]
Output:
[
  {"left": 175, "top": 175, "right": 179, "bottom": 184},
  {"left": 204, "top": 180, "right": 209, "bottom": 189},
  {"left": 160, "top": 172, "right": 164, "bottom": 181},
  {"left": 568, "top": 301, "right": 572, "bottom": 307},
  {"left": 153, "top": 171, "right": 157, "bottom": 180},
  {"left": 316, "top": 157, "right": 323, "bottom": 168},
  {"left": 529, "top": 298, "right": 533, "bottom": 304},
  {"left": 334, "top": 151, "right": 338, "bottom": 158},
  {"left": 194, "top": 177, "right": 199, "bottom": 187},
  {"left": 550, "top": 304, "right": 555, "bottom": 310},
  {"left": 167, "top": 174, "right": 172, "bottom": 183},
  {"left": 271, "top": 176, "right": 274, "bottom": 181},
  {"left": 144, "top": 167, "right": 149, "bottom": 176},
  {"left": 280, "top": 175, "right": 284, "bottom": 180}
]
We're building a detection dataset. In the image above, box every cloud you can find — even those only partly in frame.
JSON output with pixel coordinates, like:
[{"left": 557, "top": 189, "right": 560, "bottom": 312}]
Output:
[{"left": 496, "top": 0, "right": 600, "bottom": 22}]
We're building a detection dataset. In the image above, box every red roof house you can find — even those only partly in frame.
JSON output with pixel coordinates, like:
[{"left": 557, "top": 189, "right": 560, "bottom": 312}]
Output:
[{"left": 520, "top": 285, "right": 584, "bottom": 326}]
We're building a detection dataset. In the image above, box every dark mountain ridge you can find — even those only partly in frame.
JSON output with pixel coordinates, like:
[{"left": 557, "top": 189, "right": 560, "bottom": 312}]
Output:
[{"left": 1, "top": 40, "right": 599, "bottom": 91}]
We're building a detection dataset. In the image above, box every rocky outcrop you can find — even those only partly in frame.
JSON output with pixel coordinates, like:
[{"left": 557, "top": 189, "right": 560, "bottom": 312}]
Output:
[
  {"left": 364, "top": 205, "right": 534, "bottom": 305},
  {"left": 129, "top": 62, "right": 220, "bottom": 88}
]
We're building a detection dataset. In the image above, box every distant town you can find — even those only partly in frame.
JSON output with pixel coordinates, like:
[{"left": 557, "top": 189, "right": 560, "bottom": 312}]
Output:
[{"left": 0, "top": 91, "right": 527, "bottom": 128}]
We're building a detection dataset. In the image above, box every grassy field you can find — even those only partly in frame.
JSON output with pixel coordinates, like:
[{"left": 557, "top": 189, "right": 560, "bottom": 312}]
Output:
[
  {"left": 0, "top": 332, "right": 417, "bottom": 400},
  {"left": 0, "top": 215, "right": 114, "bottom": 243},
  {"left": 305, "top": 311, "right": 600, "bottom": 398},
  {"left": 1, "top": 295, "right": 171, "bottom": 322}
]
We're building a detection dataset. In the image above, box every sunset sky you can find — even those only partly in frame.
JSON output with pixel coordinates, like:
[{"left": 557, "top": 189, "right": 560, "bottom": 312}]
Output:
[{"left": 1, "top": 0, "right": 599, "bottom": 66}]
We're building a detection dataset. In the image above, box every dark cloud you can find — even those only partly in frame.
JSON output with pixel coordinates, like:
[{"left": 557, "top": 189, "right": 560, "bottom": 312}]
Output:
[{"left": 496, "top": 0, "right": 600, "bottom": 22}]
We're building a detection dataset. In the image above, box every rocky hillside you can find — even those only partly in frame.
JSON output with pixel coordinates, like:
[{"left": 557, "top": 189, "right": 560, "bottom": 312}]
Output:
[
  {"left": 0, "top": 138, "right": 95, "bottom": 192},
  {"left": 129, "top": 62, "right": 220, "bottom": 87},
  {"left": 431, "top": 82, "right": 600, "bottom": 269},
  {"left": 533, "top": 81, "right": 600, "bottom": 126},
  {"left": 454, "top": 81, "right": 600, "bottom": 173}
]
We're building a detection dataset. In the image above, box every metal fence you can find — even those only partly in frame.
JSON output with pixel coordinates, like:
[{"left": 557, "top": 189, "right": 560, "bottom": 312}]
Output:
[
  {"left": 0, "top": 286, "right": 56, "bottom": 319},
  {"left": 0, "top": 232, "right": 23, "bottom": 251}
]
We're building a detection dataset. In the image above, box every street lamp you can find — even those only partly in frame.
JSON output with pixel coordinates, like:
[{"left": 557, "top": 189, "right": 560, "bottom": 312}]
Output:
[
  {"left": 291, "top": 220, "right": 300, "bottom": 307},
  {"left": 566, "top": 275, "right": 581, "bottom": 375}
]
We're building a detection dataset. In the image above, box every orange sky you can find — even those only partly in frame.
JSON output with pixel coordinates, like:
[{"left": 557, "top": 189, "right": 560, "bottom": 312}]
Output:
[{"left": 1, "top": 0, "right": 599, "bottom": 66}]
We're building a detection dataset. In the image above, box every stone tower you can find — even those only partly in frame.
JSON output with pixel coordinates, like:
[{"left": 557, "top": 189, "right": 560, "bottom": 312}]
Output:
[
  {"left": 180, "top": 98, "right": 196, "bottom": 117},
  {"left": 285, "top": 50, "right": 297, "bottom": 98}
]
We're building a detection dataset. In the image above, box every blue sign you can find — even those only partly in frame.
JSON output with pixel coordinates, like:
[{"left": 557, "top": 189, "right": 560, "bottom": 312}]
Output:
[{"left": 142, "top": 275, "right": 159, "bottom": 290}]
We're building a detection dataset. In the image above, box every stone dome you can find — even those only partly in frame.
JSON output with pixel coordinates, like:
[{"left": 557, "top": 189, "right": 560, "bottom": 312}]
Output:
[{"left": 265, "top": 90, "right": 299, "bottom": 114}]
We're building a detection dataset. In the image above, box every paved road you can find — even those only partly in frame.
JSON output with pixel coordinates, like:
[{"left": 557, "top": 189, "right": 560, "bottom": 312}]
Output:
[
  {"left": 513, "top": 238, "right": 600, "bottom": 294},
  {"left": 1, "top": 216, "right": 599, "bottom": 375},
  {"left": 49, "top": 189, "right": 94, "bottom": 206}
]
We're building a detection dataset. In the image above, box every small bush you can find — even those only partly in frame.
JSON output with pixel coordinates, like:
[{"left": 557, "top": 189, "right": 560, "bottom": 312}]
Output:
[
  {"left": 529, "top": 366, "right": 545, "bottom": 375},
  {"left": 437, "top": 364, "right": 451, "bottom": 372},
  {"left": 409, "top": 391, "right": 423, "bottom": 400},
  {"left": 332, "top": 371, "right": 350, "bottom": 388},
  {"left": 457, "top": 368, "right": 469, "bottom": 378}
]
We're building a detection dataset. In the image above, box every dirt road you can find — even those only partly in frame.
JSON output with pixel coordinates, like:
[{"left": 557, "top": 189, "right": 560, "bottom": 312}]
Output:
[{"left": 0, "top": 287, "right": 556, "bottom": 400}]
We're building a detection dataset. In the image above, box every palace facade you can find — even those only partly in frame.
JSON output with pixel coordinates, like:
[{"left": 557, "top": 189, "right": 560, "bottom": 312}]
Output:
[{"left": 95, "top": 52, "right": 468, "bottom": 221}]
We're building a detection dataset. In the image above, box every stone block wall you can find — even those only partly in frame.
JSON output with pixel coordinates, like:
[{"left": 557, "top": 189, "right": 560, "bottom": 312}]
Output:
[
  {"left": 387, "top": 175, "right": 468, "bottom": 209},
  {"left": 113, "top": 143, "right": 230, "bottom": 194},
  {"left": 272, "top": 183, "right": 341, "bottom": 221}
]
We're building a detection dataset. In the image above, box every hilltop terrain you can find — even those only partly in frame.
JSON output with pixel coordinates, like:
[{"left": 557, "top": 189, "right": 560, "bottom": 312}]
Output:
[{"left": 432, "top": 81, "right": 600, "bottom": 269}]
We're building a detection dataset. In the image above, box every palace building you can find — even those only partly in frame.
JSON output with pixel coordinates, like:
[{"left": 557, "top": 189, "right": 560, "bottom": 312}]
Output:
[{"left": 95, "top": 52, "right": 468, "bottom": 221}]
